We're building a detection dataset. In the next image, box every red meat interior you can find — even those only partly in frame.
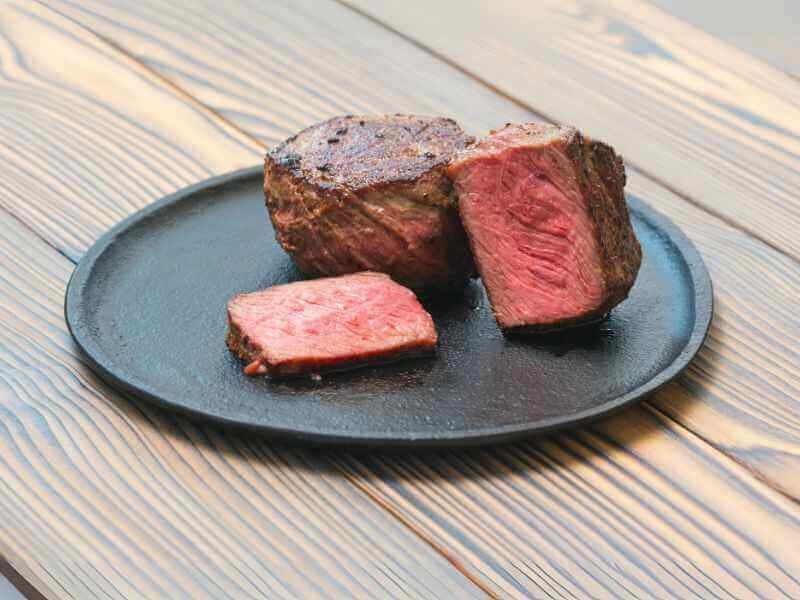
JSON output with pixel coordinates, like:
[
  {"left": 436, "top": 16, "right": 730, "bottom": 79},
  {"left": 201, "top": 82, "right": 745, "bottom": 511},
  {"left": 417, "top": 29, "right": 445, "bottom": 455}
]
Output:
[
  {"left": 455, "top": 145, "right": 604, "bottom": 328},
  {"left": 228, "top": 273, "right": 437, "bottom": 373}
]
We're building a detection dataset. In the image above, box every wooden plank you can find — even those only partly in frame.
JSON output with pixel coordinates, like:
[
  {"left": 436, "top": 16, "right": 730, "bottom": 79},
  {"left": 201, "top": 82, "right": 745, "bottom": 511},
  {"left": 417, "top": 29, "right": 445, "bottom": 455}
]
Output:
[
  {"left": 11, "top": 1, "right": 800, "bottom": 597},
  {"left": 337, "top": 409, "right": 800, "bottom": 598},
  {"left": 648, "top": 0, "right": 800, "bottom": 78},
  {"left": 329, "top": 0, "right": 800, "bottom": 262},
  {"left": 334, "top": 169, "right": 800, "bottom": 598},
  {"left": 616, "top": 171, "right": 800, "bottom": 499},
  {"left": 5, "top": 199, "right": 800, "bottom": 599},
  {"left": 46, "top": 0, "right": 533, "bottom": 145},
  {"left": 0, "top": 4, "right": 485, "bottom": 598},
  {"left": 0, "top": 0, "right": 258, "bottom": 260},
  {"left": 0, "top": 219, "right": 484, "bottom": 599},
  {"left": 50, "top": 0, "right": 800, "bottom": 499}
]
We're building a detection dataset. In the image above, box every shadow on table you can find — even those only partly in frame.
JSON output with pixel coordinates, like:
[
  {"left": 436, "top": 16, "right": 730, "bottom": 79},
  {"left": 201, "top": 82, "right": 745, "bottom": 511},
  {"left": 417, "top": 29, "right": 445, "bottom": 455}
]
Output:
[
  {"left": 75, "top": 318, "right": 715, "bottom": 488},
  {"left": 172, "top": 376, "right": 706, "bottom": 488}
]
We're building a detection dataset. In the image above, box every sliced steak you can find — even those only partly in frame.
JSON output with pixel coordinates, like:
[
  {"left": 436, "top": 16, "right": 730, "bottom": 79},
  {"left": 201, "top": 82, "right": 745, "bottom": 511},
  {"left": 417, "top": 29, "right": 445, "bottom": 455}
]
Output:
[
  {"left": 265, "top": 114, "right": 475, "bottom": 290},
  {"left": 447, "top": 122, "right": 642, "bottom": 332},
  {"left": 226, "top": 272, "right": 437, "bottom": 377}
]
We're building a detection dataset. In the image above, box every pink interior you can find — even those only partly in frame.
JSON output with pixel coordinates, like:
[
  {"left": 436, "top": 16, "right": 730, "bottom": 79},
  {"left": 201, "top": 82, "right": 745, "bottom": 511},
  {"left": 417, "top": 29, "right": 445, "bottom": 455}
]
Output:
[
  {"left": 229, "top": 273, "right": 436, "bottom": 370},
  {"left": 455, "top": 145, "right": 604, "bottom": 328}
]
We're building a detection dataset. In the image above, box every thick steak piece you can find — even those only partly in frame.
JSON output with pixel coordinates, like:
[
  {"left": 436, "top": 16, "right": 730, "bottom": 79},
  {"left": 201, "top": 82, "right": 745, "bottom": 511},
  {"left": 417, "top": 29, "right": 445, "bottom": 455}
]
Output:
[
  {"left": 447, "top": 123, "right": 642, "bottom": 332},
  {"left": 265, "top": 114, "right": 475, "bottom": 290},
  {"left": 226, "top": 272, "right": 437, "bottom": 377}
]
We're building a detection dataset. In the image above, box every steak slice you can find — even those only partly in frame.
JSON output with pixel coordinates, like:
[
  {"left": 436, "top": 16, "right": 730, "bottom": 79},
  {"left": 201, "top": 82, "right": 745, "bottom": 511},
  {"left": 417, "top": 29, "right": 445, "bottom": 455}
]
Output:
[
  {"left": 447, "top": 122, "right": 642, "bottom": 332},
  {"left": 265, "top": 114, "right": 475, "bottom": 290},
  {"left": 226, "top": 272, "right": 437, "bottom": 377}
]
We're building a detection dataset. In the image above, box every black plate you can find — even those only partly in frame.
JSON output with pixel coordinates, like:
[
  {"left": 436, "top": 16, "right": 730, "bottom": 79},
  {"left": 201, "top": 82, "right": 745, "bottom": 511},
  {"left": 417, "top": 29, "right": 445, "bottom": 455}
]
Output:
[{"left": 65, "top": 167, "right": 712, "bottom": 447}]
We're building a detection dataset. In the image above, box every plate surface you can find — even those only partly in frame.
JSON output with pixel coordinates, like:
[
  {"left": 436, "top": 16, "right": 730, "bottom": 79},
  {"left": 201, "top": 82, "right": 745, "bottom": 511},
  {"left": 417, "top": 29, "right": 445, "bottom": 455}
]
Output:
[{"left": 65, "top": 167, "right": 712, "bottom": 447}]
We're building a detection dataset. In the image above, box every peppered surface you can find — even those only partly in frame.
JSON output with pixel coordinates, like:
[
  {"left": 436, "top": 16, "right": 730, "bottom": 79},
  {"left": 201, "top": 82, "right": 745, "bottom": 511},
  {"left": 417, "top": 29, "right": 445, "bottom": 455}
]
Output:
[
  {"left": 448, "top": 122, "right": 642, "bottom": 331},
  {"left": 264, "top": 115, "right": 475, "bottom": 289},
  {"left": 269, "top": 114, "right": 473, "bottom": 191},
  {"left": 226, "top": 272, "right": 437, "bottom": 377}
]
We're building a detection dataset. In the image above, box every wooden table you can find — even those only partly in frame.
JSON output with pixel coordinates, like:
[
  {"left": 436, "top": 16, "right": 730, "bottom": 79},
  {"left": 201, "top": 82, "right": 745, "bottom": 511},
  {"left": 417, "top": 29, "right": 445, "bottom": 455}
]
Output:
[{"left": 1, "top": 1, "right": 798, "bottom": 597}]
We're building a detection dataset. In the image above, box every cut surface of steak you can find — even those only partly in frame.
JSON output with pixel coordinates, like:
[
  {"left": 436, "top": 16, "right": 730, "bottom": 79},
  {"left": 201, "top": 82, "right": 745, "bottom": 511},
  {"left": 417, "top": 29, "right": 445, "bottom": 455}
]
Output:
[
  {"left": 447, "top": 122, "right": 642, "bottom": 332},
  {"left": 226, "top": 272, "right": 437, "bottom": 377},
  {"left": 265, "top": 114, "right": 475, "bottom": 290}
]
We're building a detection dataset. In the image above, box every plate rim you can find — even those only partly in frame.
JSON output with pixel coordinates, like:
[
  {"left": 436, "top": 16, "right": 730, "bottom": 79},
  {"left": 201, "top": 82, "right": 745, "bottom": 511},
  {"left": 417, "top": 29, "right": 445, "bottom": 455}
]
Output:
[{"left": 65, "top": 165, "right": 714, "bottom": 447}]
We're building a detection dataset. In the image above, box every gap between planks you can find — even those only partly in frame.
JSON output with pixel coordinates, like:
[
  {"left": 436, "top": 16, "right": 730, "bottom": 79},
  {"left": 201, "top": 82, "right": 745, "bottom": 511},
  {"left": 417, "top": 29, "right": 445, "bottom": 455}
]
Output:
[
  {"left": 336, "top": 471, "right": 501, "bottom": 599},
  {"left": 29, "top": 0, "right": 800, "bottom": 584},
  {"left": 0, "top": 194, "right": 74, "bottom": 266},
  {"left": 332, "top": 0, "right": 800, "bottom": 267},
  {"left": 0, "top": 559, "right": 47, "bottom": 600},
  {"left": 643, "top": 403, "right": 800, "bottom": 508}
]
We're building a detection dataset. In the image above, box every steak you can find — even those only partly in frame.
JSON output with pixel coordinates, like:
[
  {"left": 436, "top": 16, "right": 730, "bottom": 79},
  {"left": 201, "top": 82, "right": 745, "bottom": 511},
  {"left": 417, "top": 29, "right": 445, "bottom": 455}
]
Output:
[
  {"left": 447, "top": 122, "right": 642, "bottom": 332},
  {"left": 226, "top": 272, "right": 437, "bottom": 377},
  {"left": 265, "top": 114, "right": 475, "bottom": 290}
]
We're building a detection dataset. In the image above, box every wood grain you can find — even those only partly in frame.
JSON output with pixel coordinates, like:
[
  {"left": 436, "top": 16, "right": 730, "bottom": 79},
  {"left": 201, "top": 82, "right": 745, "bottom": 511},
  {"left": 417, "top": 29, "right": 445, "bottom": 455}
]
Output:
[
  {"left": 0, "top": 0, "right": 258, "bottom": 261},
  {"left": 49, "top": 0, "right": 800, "bottom": 499},
  {"left": 340, "top": 0, "right": 800, "bottom": 262},
  {"left": 648, "top": 0, "right": 800, "bottom": 78},
  {"left": 623, "top": 172, "right": 800, "bottom": 498},
  {"left": 0, "top": 560, "right": 30, "bottom": 600},
  {"left": 6, "top": 196, "right": 800, "bottom": 598},
  {"left": 0, "top": 210, "right": 484, "bottom": 598},
  {"left": 47, "top": 0, "right": 533, "bottom": 144},
  {"left": 4, "top": 0, "right": 800, "bottom": 597},
  {"left": 0, "top": 4, "right": 484, "bottom": 598},
  {"left": 334, "top": 171, "right": 800, "bottom": 598},
  {"left": 337, "top": 409, "right": 800, "bottom": 598}
]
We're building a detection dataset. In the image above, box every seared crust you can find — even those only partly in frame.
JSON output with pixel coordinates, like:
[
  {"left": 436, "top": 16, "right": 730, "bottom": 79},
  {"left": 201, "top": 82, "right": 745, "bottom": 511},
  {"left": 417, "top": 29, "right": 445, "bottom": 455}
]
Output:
[
  {"left": 225, "top": 317, "right": 261, "bottom": 366},
  {"left": 227, "top": 325, "right": 436, "bottom": 378},
  {"left": 579, "top": 136, "right": 642, "bottom": 314},
  {"left": 268, "top": 114, "right": 474, "bottom": 192},
  {"left": 265, "top": 115, "right": 476, "bottom": 290},
  {"left": 503, "top": 312, "right": 609, "bottom": 335}
]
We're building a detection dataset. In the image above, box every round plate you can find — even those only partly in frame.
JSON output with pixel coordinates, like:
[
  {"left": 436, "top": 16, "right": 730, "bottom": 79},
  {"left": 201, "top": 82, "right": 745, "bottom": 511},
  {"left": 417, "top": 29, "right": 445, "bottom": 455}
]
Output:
[{"left": 65, "top": 167, "right": 712, "bottom": 447}]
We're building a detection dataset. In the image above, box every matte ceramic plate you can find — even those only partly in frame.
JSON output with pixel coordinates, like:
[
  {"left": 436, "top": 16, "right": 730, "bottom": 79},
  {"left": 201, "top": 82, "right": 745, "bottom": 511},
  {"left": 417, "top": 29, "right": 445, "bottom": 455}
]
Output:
[{"left": 65, "top": 167, "right": 712, "bottom": 447}]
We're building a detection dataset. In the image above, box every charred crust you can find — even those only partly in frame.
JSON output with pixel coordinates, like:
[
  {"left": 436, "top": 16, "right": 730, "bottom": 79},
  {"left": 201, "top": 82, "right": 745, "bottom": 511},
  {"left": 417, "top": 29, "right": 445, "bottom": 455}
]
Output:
[
  {"left": 578, "top": 136, "right": 642, "bottom": 306},
  {"left": 225, "top": 316, "right": 262, "bottom": 365},
  {"left": 266, "top": 114, "right": 473, "bottom": 191},
  {"left": 263, "top": 114, "right": 476, "bottom": 289}
]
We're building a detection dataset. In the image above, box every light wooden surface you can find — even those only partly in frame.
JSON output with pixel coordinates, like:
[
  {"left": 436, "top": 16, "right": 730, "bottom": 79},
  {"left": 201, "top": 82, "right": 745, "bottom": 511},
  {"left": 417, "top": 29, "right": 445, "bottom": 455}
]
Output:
[
  {"left": 650, "top": 0, "right": 800, "bottom": 77},
  {"left": 339, "top": 0, "right": 800, "bottom": 263},
  {"left": 0, "top": 3, "right": 482, "bottom": 598},
  {"left": 50, "top": 0, "right": 800, "bottom": 497},
  {"left": 0, "top": 214, "right": 481, "bottom": 598},
  {"left": 53, "top": 0, "right": 800, "bottom": 257},
  {"left": 1, "top": 0, "right": 799, "bottom": 598}
]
